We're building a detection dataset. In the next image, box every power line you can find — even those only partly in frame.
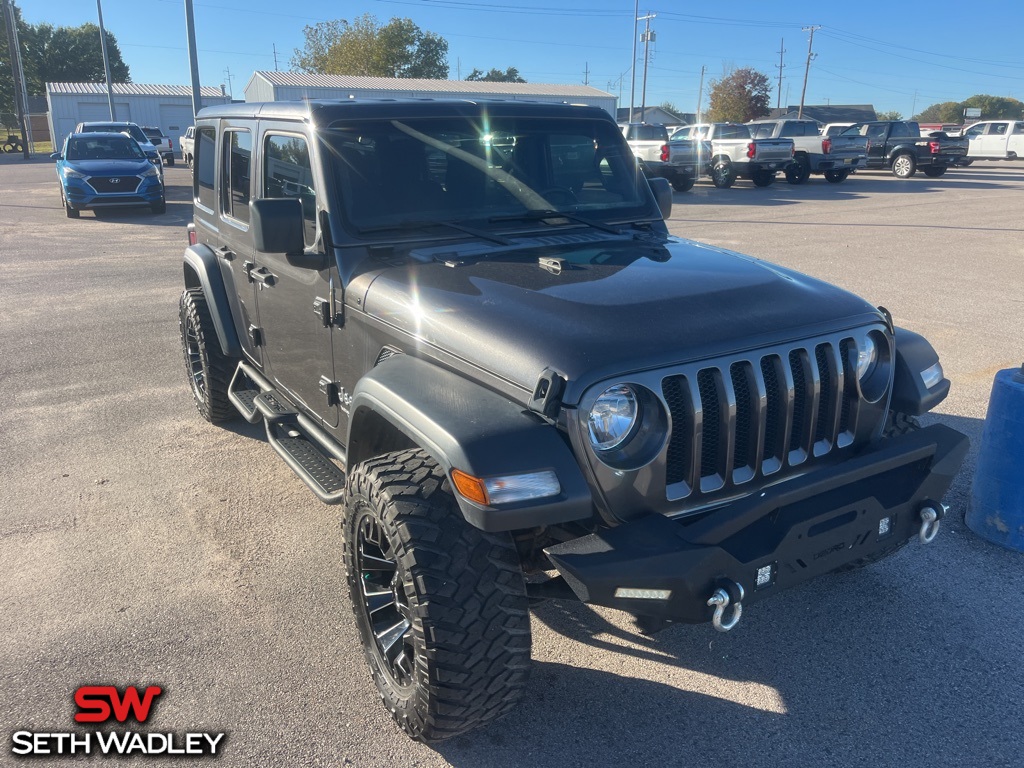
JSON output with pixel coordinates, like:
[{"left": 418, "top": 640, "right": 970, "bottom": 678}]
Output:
[{"left": 798, "top": 25, "right": 820, "bottom": 119}]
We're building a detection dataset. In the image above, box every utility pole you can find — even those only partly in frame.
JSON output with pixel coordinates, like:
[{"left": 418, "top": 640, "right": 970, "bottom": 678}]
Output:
[
  {"left": 223, "top": 66, "right": 234, "bottom": 99},
  {"left": 583, "top": 62, "right": 589, "bottom": 86},
  {"left": 911, "top": 89, "right": 918, "bottom": 119},
  {"left": 696, "top": 65, "right": 706, "bottom": 123},
  {"left": 776, "top": 38, "right": 785, "bottom": 110},
  {"left": 2, "top": 0, "right": 29, "bottom": 157},
  {"left": 273, "top": 43, "right": 279, "bottom": 71},
  {"left": 96, "top": 0, "right": 116, "bottom": 120},
  {"left": 639, "top": 13, "right": 656, "bottom": 118},
  {"left": 798, "top": 25, "right": 820, "bottom": 119},
  {"left": 628, "top": 0, "right": 639, "bottom": 123},
  {"left": 184, "top": 0, "right": 203, "bottom": 121}
]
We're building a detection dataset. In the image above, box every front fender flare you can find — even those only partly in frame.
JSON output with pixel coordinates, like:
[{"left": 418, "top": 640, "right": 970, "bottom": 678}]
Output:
[
  {"left": 348, "top": 355, "right": 593, "bottom": 531},
  {"left": 891, "top": 327, "right": 950, "bottom": 416}
]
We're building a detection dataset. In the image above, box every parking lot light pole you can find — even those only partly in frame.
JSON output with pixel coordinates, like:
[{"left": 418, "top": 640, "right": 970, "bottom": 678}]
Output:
[
  {"left": 95, "top": 0, "right": 116, "bottom": 120},
  {"left": 184, "top": 0, "right": 203, "bottom": 121},
  {"left": 628, "top": 0, "right": 638, "bottom": 124}
]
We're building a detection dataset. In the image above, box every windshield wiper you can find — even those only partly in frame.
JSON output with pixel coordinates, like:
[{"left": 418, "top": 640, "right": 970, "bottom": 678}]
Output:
[
  {"left": 488, "top": 209, "right": 622, "bottom": 235},
  {"left": 357, "top": 218, "right": 511, "bottom": 246}
]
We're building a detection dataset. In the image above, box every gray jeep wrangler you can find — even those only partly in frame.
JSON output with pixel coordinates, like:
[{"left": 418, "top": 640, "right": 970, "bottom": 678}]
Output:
[{"left": 179, "top": 99, "right": 967, "bottom": 742}]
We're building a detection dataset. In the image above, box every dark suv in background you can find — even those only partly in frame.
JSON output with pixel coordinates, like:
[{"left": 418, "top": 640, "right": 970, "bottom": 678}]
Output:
[{"left": 179, "top": 98, "right": 966, "bottom": 742}]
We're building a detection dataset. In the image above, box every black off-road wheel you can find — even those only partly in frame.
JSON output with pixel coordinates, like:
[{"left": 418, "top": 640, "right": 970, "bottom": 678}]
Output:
[
  {"left": 832, "top": 411, "right": 921, "bottom": 573},
  {"left": 343, "top": 449, "right": 532, "bottom": 742},
  {"left": 824, "top": 170, "right": 850, "bottom": 183},
  {"left": 178, "top": 288, "right": 235, "bottom": 423}
]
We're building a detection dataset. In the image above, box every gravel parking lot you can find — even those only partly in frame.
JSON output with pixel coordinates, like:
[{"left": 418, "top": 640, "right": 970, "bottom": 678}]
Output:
[{"left": 2, "top": 157, "right": 1022, "bottom": 767}]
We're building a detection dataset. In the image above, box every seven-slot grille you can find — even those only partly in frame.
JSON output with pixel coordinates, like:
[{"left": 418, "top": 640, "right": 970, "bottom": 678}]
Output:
[
  {"left": 87, "top": 175, "right": 143, "bottom": 194},
  {"left": 662, "top": 337, "right": 863, "bottom": 500}
]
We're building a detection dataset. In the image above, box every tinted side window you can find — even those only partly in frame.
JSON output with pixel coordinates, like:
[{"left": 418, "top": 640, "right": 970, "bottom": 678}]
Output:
[
  {"left": 221, "top": 130, "right": 251, "bottom": 224},
  {"left": 1014, "top": 123, "right": 1024, "bottom": 135},
  {"left": 890, "top": 122, "right": 914, "bottom": 138},
  {"left": 991, "top": 123, "right": 1009, "bottom": 135},
  {"left": 780, "top": 122, "right": 804, "bottom": 137},
  {"left": 964, "top": 124, "right": 985, "bottom": 138},
  {"left": 194, "top": 126, "right": 216, "bottom": 212},
  {"left": 264, "top": 134, "right": 316, "bottom": 247}
]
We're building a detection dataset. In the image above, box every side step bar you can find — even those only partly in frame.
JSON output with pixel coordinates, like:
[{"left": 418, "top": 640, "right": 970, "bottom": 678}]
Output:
[{"left": 228, "top": 362, "right": 348, "bottom": 504}]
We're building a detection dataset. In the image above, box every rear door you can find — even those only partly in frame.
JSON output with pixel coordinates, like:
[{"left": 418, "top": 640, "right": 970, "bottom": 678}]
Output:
[{"left": 252, "top": 125, "right": 339, "bottom": 427}]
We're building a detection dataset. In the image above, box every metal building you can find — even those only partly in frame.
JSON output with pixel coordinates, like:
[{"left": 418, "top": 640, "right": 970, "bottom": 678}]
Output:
[
  {"left": 46, "top": 83, "right": 232, "bottom": 150},
  {"left": 243, "top": 72, "right": 617, "bottom": 117}
]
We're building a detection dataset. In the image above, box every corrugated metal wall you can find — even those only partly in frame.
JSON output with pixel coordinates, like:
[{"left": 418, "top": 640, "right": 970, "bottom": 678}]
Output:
[{"left": 47, "top": 94, "right": 230, "bottom": 154}]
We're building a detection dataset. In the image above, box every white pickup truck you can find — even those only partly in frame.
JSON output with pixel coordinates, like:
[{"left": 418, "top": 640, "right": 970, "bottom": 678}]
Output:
[
  {"left": 960, "top": 120, "right": 1024, "bottom": 163},
  {"left": 747, "top": 118, "right": 867, "bottom": 184},
  {"left": 620, "top": 123, "right": 700, "bottom": 192},
  {"left": 675, "top": 122, "right": 794, "bottom": 188},
  {"left": 180, "top": 126, "right": 196, "bottom": 169}
]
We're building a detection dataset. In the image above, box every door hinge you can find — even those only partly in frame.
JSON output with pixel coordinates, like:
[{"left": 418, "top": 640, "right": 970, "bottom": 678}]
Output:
[
  {"left": 248, "top": 324, "right": 263, "bottom": 347},
  {"left": 313, "top": 296, "right": 332, "bottom": 328}
]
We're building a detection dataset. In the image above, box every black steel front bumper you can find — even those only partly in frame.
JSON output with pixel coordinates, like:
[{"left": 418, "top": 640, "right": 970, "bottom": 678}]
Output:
[{"left": 544, "top": 424, "right": 968, "bottom": 625}]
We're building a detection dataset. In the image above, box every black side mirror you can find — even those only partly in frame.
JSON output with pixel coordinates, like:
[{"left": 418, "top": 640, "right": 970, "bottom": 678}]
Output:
[
  {"left": 251, "top": 198, "right": 305, "bottom": 255},
  {"left": 50, "top": 152, "right": 60, "bottom": 160},
  {"left": 648, "top": 176, "right": 673, "bottom": 220}
]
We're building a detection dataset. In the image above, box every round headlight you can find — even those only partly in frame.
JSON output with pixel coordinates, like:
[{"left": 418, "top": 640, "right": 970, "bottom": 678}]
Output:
[
  {"left": 588, "top": 384, "right": 640, "bottom": 451},
  {"left": 856, "top": 335, "right": 878, "bottom": 382}
]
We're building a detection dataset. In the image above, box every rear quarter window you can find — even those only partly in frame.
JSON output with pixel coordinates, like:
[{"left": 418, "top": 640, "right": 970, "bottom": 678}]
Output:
[{"left": 194, "top": 126, "right": 217, "bottom": 212}]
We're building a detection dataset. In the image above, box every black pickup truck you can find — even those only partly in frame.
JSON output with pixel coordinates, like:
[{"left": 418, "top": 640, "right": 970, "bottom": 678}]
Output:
[{"left": 841, "top": 121, "right": 967, "bottom": 178}]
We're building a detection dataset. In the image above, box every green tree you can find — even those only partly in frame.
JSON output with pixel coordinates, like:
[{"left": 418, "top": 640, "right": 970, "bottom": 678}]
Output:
[
  {"left": 914, "top": 101, "right": 961, "bottom": 123},
  {"left": 465, "top": 67, "right": 526, "bottom": 83},
  {"left": 960, "top": 94, "right": 1024, "bottom": 120},
  {"left": 659, "top": 100, "right": 683, "bottom": 119},
  {"left": 292, "top": 14, "right": 448, "bottom": 79},
  {"left": 877, "top": 109, "right": 903, "bottom": 121},
  {"left": 706, "top": 67, "right": 771, "bottom": 123},
  {"left": 2, "top": 4, "right": 130, "bottom": 117}
]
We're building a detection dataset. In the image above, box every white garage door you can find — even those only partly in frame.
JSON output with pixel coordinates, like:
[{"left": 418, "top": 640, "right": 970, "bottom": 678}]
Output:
[
  {"left": 77, "top": 102, "right": 132, "bottom": 123},
  {"left": 159, "top": 104, "right": 194, "bottom": 136}
]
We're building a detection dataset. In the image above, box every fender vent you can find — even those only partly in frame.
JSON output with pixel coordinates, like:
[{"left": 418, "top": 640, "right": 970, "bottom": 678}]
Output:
[{"left": 375, "top": 346, "right": 402, "bottom": 366}]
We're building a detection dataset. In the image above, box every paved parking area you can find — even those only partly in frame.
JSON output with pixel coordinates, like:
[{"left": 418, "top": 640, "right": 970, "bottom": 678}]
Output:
[{"left": 2, "top": 157, "right": 1022, "bottom": 766}]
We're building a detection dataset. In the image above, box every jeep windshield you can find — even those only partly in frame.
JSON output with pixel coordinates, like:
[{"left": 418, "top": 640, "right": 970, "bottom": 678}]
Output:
[{"left": 320, "top": 116, "right": 654, "bottom": 237}]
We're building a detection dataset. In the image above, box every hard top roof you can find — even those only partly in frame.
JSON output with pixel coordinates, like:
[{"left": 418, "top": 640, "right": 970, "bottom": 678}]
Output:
[{"left": 195, "top": 98, "right": 613, "bottom": 125}]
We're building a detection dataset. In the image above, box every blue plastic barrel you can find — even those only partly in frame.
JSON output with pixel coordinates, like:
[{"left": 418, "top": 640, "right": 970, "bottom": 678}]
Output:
[{"left": 966, "top": 366, "right": 1024, "bottom": 552}]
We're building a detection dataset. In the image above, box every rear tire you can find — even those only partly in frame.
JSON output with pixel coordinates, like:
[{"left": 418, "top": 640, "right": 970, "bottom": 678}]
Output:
[
  {"left": 891, "top": 153, "right": 916, "bottom": 178},
  {"left": 179, "top": 288, "right": 235, "bottom": 423},
  {"left": 343, "top": 449, "right": 531, "bottom": 742},
  {"left": 166, "top": 156, "right": 175, "bottom": 167},
  {"left": 832, "top": 411, "right": 920, "bottom": 573},
  {"left": 824, "top": 170, "right": 850, "bottom": 183},
  {"left": 751, "top": 170, "right": 775, "bottom": 187},
  {"left": 923, "top": 166, "right": 947, "bottom": 178}
]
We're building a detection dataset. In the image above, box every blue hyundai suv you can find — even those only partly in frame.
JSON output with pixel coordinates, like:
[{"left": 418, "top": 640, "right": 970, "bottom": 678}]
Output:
[{"left": 53, "top": 133, "right": 166, "bottom": 218}]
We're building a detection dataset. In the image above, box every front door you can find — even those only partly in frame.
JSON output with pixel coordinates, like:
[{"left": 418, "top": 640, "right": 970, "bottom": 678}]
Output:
[
  {"left": 963, "top": 122, "right": 987, "bottom": 157},
  {"left": 253, "top": 127, "right": 339, "bottom": 428}
]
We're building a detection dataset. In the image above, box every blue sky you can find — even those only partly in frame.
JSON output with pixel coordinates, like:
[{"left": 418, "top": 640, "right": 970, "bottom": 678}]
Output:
[{"left": 23, "top": 0, "right": 1024, "bottom": 116}]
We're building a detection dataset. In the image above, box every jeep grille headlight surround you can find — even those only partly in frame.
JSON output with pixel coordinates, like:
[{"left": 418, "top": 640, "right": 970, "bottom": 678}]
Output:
[{"left": 588, "top": 384, "right": 640, "bottom": 451}]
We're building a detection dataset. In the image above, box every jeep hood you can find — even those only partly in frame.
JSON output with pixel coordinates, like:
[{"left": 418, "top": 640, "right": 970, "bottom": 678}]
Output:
[{"left": 359, "top": 236, "right": 882, "bottom": 404}]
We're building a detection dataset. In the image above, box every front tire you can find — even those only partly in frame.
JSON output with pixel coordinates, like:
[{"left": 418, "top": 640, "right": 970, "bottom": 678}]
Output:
[
  {"left": 711, "top": 160, "right": 735, "bottom": 189},
  {"left": 785, "top": 157, "right": 811, "bottom": 184},
  {"left": 343, "top": 449, "right": 531, "bottom": 742},
  {"left": 923, "top": 166, "right": 947, "bottom": 178},
  {"left": 670, "top": 173, "right": 695, "bottom": 192},
  {"left": 178, "top": 288, "right": 235, "bottom": 423},
  {"left": 824, "top": 170, "right": 850, "bottom": 183},
  {"left": 891, "top": 153, "right": 916, "bottom": 178},
  {"left": 63, "top": 193, "right": 80, "bottom": 218},
  {"left": 151, "top": 197, "right": 167, "bottom": 214}
]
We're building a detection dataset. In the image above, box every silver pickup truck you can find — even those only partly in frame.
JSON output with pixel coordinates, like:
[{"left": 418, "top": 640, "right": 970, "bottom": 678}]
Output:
[
  {"left": 620, "top": 123, "right": 700, "bottom": 192},
  {"left": 675, "top": 122, "right": 794, "bottom": 188},
  {"left": 748, "top": 118, "right": 867, "bottom": 184}
]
